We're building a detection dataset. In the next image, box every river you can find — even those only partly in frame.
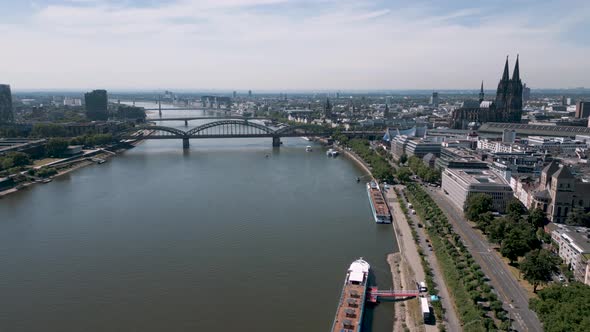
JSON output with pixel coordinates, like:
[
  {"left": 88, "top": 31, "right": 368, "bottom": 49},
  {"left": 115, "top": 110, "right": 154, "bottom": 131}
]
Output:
[{"left": 0, "top": 105, "right": 398, "bottom": 331}]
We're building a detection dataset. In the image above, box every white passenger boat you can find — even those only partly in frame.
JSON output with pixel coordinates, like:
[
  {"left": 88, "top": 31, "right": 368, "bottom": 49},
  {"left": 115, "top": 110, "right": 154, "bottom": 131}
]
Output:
[{"left": 326, "top": 149, "right": 339, "bottom": 157}]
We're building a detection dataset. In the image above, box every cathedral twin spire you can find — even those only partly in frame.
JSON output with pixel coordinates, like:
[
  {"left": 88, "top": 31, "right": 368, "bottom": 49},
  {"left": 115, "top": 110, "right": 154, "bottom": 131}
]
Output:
[
  {"left": 496, "top": 55, "right": 523, "bottom": 122},
  {"left": 501, "top": 54, "right": 520, "bottom": 83}
]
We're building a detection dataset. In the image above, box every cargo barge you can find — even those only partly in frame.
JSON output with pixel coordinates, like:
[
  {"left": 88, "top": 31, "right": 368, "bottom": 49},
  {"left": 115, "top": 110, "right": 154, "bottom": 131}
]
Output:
[
  {"left": 330, "top": 258, "right": 370, "bottom": 332},
  {"left": 366, "top": 181, "right": 392, "bottom": 223}
]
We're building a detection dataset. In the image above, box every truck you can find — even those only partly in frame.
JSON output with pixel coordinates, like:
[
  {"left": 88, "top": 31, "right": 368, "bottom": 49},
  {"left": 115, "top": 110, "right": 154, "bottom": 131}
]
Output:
[{"left": 420, "top": 297, "right": 431, "bottom": 323}]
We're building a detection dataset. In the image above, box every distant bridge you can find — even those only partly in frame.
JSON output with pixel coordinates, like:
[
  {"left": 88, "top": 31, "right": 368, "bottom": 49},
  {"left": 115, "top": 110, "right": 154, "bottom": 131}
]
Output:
[
  {"left": 146, "top": 116, "right": 269, "bottom": 125},
  {"left": 143, "top": 107, "right": 227, "bottom": 111},
  {"left": 119, "top": 120, "right": 382, "bottom": 148}
]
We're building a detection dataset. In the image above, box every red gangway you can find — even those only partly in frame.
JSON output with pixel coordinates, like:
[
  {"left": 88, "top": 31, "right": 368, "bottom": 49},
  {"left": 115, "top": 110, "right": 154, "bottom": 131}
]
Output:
[{"left": 367, "top": 287, "right": 419, "bottom": 303}]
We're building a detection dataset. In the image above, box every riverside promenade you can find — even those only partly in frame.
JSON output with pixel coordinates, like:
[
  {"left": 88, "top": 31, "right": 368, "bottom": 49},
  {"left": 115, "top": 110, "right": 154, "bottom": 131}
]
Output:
[{"left": 384, "top": 186, "right": 437, "bottom": 332}]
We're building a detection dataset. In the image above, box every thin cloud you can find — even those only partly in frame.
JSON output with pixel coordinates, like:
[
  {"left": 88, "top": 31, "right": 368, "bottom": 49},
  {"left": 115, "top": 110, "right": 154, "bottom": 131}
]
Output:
[{"left": 1, "top": 0, "right": 589, "bottom": 90}]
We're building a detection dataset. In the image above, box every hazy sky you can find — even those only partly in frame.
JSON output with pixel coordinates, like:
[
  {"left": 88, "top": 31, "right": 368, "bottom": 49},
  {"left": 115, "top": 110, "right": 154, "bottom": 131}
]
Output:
[{"left": 2, "top": 0, "right": 589, "bottom": 91}]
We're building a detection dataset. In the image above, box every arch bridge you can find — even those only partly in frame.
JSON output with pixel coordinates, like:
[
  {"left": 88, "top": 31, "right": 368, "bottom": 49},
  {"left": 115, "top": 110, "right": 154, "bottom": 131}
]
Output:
[{"left": 118, "top": 120, "right": 381, "bottom": 148}]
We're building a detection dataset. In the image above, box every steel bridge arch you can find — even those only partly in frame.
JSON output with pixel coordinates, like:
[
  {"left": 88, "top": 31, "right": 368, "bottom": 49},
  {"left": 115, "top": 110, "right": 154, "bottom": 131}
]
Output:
[
  {"left": 120, "top": 125, "right": 188, "bottom": 137},
  {"left": 186, "top": 120, "right": 277, "bottom": 136}
]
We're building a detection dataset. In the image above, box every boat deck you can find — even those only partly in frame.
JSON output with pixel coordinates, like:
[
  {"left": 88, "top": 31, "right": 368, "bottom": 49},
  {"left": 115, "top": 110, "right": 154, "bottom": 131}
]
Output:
[
  {"left": 369, "top": 188, "right": 391, "bottom": 219},
  {"left": 331, "top": 283, "right": 365, "bottom": 332}
]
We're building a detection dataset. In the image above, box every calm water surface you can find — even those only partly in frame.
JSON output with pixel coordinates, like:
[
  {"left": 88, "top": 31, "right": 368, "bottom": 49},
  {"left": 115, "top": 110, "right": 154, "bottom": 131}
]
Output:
[{"left": 0, "top": 107, "right": 398, "bottom": 331}]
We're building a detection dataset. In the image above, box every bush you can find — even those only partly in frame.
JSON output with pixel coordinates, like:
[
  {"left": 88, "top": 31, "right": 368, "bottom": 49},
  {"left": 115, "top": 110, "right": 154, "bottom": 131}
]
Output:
[{"left": 35, "top": 167, "right": 58, "bottom": 178}]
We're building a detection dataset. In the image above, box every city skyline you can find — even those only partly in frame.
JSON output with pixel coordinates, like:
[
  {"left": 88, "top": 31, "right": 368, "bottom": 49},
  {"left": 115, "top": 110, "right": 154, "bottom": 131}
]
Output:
[{"left": 1, "top": 0, "right": 589, "bottom": 90}]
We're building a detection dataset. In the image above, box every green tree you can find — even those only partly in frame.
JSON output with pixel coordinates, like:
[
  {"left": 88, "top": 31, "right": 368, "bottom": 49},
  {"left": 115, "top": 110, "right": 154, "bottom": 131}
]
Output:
[
  {"left": 500, "top": 223, "right": 538, "bottom": 264},
  {"left": 475, "top": 211, "right": 494, "bottom": 233},
  {"left": 399, "top": 153, "right": 408, "bottom": 165},
  {"left": 530, "top": 282, "right": 590, "bottom": 332},
  {"left": 528, "top": 207, "right": 548, "bottom": 229},
  {"left": 507, "top": 199, "right": 526, "bottom": 218},
  {"left": 0, "top": 152, "right": 32, "bottom": 171},
  {"left": 8, "top": 152, "right": 31, "bottom": 166},
  {"left": 521, "top": 249, "right": 560, "bottom": 293},
  {"left": 396, "top": 167, "right": 412, "bottom": 183},
  {"left": 35, "top": 167, "right": 58, "bottom": 178},
  {"left": 45, "top": 138, "right": 69, "bottom": 157},
  {"left": 30, "top": 123, "right": 67, "bottom": 137},
  {"left": 464, "top": 193, "right": 494, "bottom": 222}
]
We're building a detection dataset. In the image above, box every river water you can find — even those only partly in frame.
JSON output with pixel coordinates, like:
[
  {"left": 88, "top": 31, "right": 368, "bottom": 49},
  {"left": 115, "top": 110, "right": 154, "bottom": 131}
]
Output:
[{"left": 0, "top": 105, "right": 398, "bottom": 331}]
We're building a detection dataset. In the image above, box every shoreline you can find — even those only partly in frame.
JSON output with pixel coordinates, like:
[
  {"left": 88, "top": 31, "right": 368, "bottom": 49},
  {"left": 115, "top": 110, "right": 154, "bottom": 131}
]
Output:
[
  {"left": 0, "top": 140, "right": 144, "bottom": 198},
  {"left": 335, "top": 145, "right": 420, "bottom": 332},
  {"left": 333, "top": 145, "right": 373, "bottom": 178}
]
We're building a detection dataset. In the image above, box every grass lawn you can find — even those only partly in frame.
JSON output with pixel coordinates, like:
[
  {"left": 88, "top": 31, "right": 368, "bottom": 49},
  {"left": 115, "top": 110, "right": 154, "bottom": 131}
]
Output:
[{"left": 33, "top": 158, "right": 61, "bottom": 167}]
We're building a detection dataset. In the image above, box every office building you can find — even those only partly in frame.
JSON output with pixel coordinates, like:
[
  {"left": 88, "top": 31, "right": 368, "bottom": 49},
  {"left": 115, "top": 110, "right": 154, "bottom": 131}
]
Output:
[
  {"left": 405, "top": 138, "right": 442, "bottom": 159},
  {"left": 575, "top": 101, "right": 589, "bottom": 119},
  {"left": 527, "top": 136, "right": 586, "bottom": 155},
  {"left": 442, "top": 168, "right": 514, "bottom": 212},
  {"left": 435, "top": 147, "right": 488, "bottom": 170},
  {"left": 430, "top": 92, "right": 439, "bottom": 107},
  {"left": 84, "top": 90, "right": 108, "bottom": 121},
  {"left": 547, "top": 223, "right": 590, "bottom": 285},
  {"left": 0, "top": 84, "right": 14, "bottom": 123}
]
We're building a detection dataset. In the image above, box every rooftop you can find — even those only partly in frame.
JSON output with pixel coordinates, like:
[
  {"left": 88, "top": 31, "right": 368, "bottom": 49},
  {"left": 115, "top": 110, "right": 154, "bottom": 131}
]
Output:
[
  {"left": 550, "top": 223, "right": 590, "bottom": 254},
  {"left": 445, "top": 168, "right": 510, "bottom": 186}
]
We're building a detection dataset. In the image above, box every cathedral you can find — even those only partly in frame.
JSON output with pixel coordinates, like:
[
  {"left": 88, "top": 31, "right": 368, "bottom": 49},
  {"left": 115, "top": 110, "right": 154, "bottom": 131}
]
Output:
[{"left": 451, "top": 56, "right": 523, "bottom": 129}]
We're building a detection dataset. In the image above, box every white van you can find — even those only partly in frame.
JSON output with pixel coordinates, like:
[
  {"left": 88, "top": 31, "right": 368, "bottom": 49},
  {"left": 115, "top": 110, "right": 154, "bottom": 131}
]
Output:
[{"left": 419, "top": 281, "right": 427, "bottom": 292}]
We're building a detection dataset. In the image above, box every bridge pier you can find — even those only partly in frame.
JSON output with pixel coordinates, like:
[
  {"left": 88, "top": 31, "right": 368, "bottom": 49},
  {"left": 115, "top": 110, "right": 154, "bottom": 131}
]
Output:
[
  {"left": 182, "top": 137, "right": 190, "bottom": 149},
  {"left": 272, "top": 136, "right": 281, "bottom": 147},
  {"left": 184, "top": 120, "right": 188, "bottom": 126}
]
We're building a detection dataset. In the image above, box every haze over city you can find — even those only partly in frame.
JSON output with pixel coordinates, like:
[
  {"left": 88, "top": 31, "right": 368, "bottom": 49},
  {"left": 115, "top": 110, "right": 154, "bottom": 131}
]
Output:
[{"left": 2, "top": 0, "right": 589, "bottom": 90}]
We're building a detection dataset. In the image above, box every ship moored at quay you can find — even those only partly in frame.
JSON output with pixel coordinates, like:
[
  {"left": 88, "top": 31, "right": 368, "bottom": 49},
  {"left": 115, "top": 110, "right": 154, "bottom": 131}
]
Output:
[
  {"left": 330, "top": 258, "right": 370, "bottom": 332},
  {"left": 366, "top": 181, "right": 392, "bottom": 224}
]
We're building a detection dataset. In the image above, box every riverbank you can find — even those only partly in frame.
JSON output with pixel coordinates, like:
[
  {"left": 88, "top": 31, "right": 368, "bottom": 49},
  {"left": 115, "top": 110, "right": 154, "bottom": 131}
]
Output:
[
  {"left": 333, "top": 142, "right": 428, "bottom": 332},
  {"left": 334, "top": 144, "right": 373, "bottom": 178},
  {"left": 0, "top": 140, "right": 143, "bottom": 198}
]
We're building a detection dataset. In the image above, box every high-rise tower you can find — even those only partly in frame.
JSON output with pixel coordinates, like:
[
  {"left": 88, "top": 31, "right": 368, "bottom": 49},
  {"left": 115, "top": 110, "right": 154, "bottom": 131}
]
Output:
[
  {"left": 0, "top": 84, "right": 14, "bottom": 123},
  {"left": 84, "top": 89, "right": 108, "bottom": 121}
]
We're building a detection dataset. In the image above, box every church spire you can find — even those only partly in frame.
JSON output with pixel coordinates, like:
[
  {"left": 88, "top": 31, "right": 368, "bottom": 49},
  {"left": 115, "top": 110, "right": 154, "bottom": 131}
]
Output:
[
  {"left": 512, "top": 54, "right": 520, "bottom": 82},
  {"left": 502, "top": 55, "right": 510, "bottom": 81},
  {"left": 479, "top": 81, "right": 485, "bottom": 102}
]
